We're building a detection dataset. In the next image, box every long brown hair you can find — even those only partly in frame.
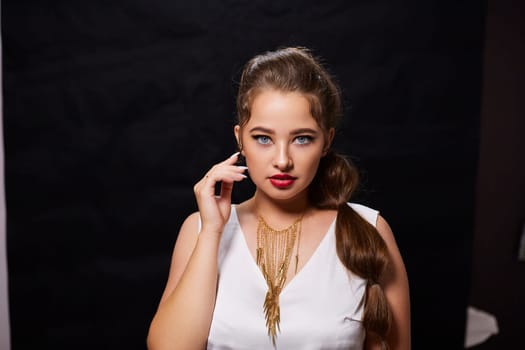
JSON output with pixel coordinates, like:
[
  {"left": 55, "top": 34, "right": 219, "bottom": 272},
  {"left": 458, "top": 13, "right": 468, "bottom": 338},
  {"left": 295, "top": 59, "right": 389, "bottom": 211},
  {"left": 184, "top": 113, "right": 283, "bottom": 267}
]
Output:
[{"left": 236, "top": 47, "right": 391, "bottom": 345}]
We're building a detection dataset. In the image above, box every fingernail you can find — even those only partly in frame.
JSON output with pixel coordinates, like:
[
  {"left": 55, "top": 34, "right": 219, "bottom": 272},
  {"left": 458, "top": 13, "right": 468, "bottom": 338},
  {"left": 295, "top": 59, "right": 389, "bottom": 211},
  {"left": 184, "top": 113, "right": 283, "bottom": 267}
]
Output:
[
  {"left": 230, "top": 152, "right": 240, "bottom": 158},
  {"left": 237, "top": 166, "right": 248, "bottom": 170}
]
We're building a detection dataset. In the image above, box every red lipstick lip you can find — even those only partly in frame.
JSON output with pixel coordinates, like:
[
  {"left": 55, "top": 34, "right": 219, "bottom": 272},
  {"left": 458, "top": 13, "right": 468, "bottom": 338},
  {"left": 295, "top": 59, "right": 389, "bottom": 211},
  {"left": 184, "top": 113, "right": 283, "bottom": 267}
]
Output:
[
  {"left": 269, "top": 174, "right": 296, "bottom": 180},
  {"left": 269, "top": 174, "right": 297, "bottom": 188}
]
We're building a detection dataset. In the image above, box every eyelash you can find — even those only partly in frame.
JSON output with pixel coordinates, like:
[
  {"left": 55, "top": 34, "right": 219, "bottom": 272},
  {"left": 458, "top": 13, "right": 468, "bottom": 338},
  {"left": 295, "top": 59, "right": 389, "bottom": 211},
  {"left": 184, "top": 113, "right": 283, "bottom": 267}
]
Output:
[{"left": 252, "top": 135, "right": 314, "bottom": 145}]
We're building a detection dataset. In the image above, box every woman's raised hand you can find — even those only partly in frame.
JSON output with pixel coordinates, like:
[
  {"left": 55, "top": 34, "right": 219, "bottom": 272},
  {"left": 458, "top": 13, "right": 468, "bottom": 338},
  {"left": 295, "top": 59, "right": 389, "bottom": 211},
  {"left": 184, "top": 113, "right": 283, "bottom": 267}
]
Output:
[{"left": 193, "top": 152, "right": 247, "bottom": 235}]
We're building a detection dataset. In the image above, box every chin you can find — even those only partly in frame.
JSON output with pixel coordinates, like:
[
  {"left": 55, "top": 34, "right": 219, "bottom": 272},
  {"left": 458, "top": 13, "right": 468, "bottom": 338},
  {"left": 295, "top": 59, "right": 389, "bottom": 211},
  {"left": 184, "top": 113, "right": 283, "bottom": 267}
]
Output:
[{"left": 265, "top": 187, "right": 309, "bottom": 203}]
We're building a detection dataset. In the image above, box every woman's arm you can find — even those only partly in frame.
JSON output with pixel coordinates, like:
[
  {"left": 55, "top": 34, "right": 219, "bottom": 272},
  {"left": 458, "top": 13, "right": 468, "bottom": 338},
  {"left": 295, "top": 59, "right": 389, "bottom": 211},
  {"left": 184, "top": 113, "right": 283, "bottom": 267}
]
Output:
[
  {"left": 147, "top": 213, "right": 220, "bottom": 350},
  {"left": 366, "top": 215, "right": 411, "bottom": 350},
  {"left": 147, "top": 153, "right": 247, "bottom": 350}
]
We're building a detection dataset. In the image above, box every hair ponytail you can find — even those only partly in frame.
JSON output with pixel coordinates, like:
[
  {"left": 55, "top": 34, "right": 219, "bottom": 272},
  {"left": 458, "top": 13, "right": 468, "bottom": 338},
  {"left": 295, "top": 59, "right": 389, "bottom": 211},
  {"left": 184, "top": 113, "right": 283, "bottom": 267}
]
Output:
[{"left": 310, "top": 150, "right": 392, "bottom": 347}]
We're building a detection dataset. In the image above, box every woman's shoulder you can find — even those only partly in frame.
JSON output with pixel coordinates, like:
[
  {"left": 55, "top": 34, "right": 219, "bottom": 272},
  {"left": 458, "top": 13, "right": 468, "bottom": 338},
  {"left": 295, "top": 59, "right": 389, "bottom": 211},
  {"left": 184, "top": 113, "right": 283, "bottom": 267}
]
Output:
[
  {"left": 176, "top": 211, "right": 201, "bottom": 239},
  {"left": 182, "top": 211, "right": 201, "bottom": 229}
]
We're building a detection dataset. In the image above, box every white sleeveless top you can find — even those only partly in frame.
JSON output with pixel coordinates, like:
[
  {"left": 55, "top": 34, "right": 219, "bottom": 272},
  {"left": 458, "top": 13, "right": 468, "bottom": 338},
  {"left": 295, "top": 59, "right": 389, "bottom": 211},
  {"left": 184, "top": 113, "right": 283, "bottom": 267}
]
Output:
[{"left": 206, "top": 203, "right": 378, "bottom": 350}]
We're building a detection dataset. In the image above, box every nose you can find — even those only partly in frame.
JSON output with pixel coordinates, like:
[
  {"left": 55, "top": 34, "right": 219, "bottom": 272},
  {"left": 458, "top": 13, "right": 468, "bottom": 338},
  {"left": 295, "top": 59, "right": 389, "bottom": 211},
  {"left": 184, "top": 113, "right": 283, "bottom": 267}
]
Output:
[{"left": 273, "top": 142, "right": 293, "bottom": 171}]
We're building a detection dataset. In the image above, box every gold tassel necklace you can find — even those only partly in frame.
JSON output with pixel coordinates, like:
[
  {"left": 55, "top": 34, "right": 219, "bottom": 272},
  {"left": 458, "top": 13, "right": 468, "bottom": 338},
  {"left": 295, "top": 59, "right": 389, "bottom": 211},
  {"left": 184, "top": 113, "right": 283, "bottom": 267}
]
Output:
[{"left": 256, "top": 214, "right": 303, "bottom": 346}]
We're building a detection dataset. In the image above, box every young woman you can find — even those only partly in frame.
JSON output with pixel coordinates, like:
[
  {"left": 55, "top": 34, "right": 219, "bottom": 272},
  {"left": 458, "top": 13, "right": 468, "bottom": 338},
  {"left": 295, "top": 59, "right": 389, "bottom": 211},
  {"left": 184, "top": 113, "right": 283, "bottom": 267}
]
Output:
[{"left": 148, "top": 47, "right": 410, "bottom": 350}]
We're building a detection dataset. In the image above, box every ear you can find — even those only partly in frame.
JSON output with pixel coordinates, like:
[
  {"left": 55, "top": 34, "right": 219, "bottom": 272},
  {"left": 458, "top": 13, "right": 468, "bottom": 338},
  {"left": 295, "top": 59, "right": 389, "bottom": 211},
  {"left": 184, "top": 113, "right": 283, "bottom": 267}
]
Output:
[
  {"left": 234, "top": 125, "right": 243, "bottom": 154},
  {"left": 323, "top": 128, "right": 335, "bottom": 155}
]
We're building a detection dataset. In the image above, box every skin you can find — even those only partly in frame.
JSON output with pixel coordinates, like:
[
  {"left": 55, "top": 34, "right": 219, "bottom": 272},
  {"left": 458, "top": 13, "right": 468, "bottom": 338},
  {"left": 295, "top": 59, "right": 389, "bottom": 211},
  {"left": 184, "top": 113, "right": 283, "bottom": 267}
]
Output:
[{"left": 147, "top": 89, "right": 411, "bottom": 350}]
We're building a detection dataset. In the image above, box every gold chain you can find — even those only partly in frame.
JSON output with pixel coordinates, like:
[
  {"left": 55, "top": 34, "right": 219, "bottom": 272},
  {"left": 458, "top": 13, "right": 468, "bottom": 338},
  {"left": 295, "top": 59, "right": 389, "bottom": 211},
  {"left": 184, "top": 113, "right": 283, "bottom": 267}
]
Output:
[{"left": 256, "top": 214, "right": 303, "bottom": 345}]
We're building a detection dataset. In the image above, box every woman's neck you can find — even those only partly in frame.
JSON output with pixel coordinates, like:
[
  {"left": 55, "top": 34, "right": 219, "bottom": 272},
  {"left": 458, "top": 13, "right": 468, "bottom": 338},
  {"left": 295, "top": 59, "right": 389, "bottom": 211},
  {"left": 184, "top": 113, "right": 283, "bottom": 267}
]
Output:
[{"left": 247, "top": 190, "right": 311, "bottom": 227}]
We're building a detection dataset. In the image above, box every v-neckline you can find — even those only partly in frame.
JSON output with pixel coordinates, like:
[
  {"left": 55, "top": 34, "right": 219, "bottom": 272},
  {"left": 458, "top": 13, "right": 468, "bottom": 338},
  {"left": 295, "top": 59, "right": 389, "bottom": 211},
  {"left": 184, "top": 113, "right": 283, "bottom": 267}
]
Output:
[{"left": 232, "top": 205, "right": 337, "bottom": 295}]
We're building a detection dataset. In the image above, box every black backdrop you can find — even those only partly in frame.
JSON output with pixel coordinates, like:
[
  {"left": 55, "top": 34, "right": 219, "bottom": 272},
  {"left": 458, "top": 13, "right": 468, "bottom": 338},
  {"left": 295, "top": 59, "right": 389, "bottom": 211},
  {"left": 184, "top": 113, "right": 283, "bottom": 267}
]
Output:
[{"left": 3, "top": 1, "right": 484, "bottom": 349}]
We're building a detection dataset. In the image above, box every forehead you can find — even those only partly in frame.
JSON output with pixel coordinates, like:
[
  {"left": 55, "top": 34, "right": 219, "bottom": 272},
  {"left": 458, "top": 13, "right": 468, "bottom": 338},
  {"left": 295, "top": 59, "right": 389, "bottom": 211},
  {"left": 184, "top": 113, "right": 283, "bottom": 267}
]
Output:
[{"left": 246, "top": 90, "right": 320, "bottom": 129}]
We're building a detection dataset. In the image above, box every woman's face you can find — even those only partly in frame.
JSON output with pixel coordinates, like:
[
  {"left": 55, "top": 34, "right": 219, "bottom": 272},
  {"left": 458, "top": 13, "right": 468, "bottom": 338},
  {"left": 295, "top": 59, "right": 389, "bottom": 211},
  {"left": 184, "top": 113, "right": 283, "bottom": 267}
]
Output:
[{"left": 235, "top": 89, "right": 334, "bottom": 204}]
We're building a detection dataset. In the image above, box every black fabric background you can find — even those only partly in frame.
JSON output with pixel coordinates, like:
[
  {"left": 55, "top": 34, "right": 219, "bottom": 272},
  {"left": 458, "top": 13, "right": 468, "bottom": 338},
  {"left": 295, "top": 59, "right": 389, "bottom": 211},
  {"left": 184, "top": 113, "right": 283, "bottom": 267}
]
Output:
[{"left": 3, "top": 1, "right": 484, "bottom": 349}]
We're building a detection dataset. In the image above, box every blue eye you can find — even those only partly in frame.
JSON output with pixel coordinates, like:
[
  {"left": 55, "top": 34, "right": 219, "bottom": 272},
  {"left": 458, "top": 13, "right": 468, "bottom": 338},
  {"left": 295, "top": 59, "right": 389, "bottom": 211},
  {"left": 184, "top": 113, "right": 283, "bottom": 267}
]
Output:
[
  {"left": 294, "top": 136, "right": 313, "bottom": 145},
  {"left": 254, "top": 135, "right": 272, "bottom": 145}
]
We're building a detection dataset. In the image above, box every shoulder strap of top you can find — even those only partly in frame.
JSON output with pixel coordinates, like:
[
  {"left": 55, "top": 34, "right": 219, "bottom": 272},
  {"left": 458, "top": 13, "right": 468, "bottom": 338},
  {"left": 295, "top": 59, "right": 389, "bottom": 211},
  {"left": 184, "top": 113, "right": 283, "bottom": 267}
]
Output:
[{"left": 348, "top": 202, "right": 379, "bottom": 227}]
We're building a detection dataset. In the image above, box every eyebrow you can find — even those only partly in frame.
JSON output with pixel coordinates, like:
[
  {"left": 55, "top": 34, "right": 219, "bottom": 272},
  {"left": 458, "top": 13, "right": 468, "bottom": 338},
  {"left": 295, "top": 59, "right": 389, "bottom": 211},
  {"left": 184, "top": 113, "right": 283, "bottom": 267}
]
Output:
[{"left": 248, "top": 126, "right": 319, "bottom": 135}]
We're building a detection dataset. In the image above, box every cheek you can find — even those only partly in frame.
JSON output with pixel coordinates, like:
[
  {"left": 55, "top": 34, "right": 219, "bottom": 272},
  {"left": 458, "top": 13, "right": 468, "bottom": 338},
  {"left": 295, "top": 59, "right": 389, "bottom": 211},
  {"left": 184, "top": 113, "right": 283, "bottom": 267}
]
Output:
[
  {"left": 295, "top": 152, "right": 322, "bottom": 175},
  {"left": 307, "top": 159, "right": 322, "bottom": 177},
  {"left": 243, "top": 148, "right": 262, "bottom": 171}
]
